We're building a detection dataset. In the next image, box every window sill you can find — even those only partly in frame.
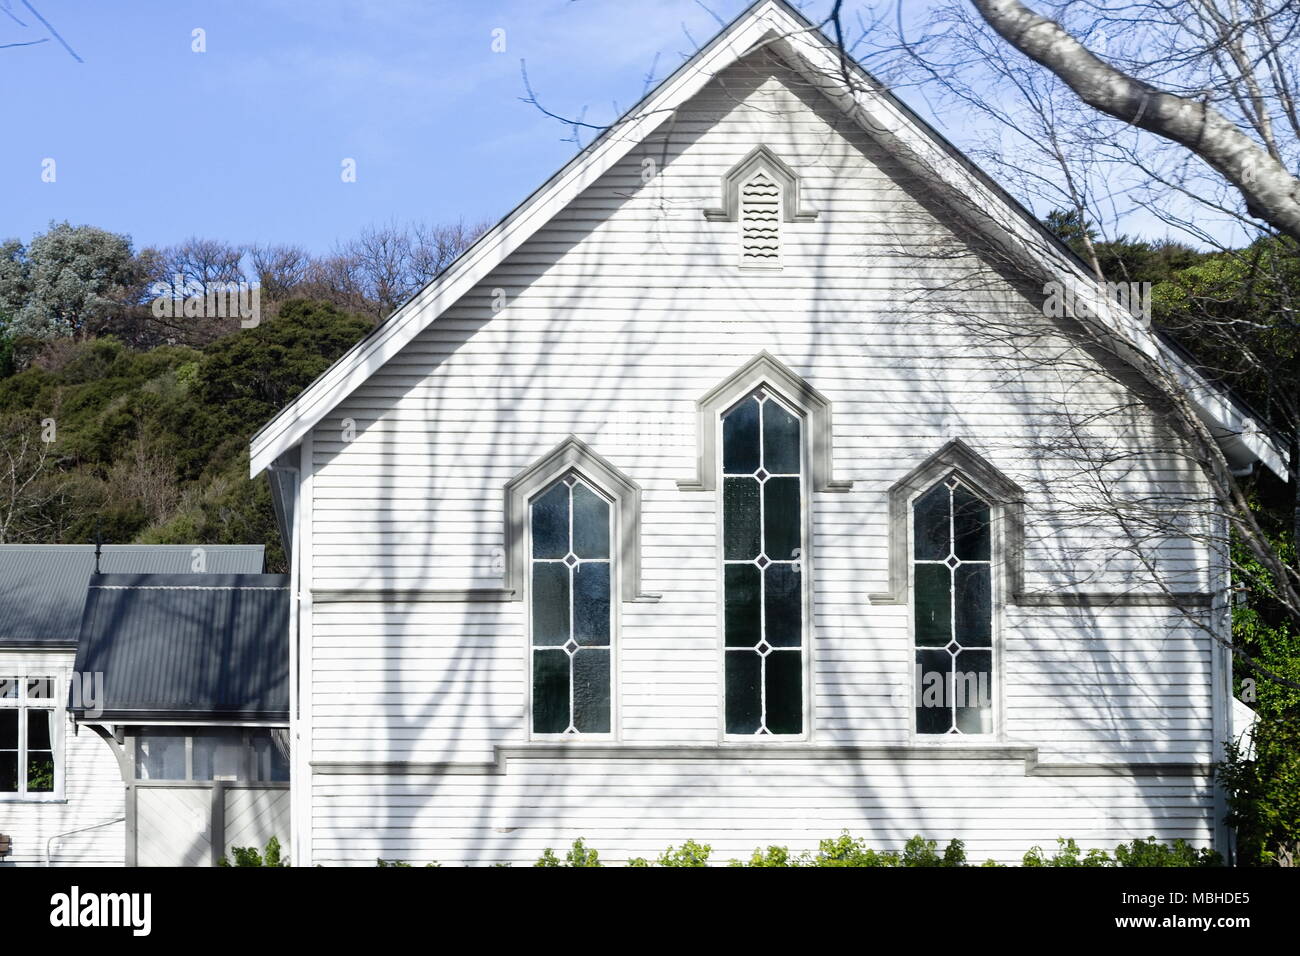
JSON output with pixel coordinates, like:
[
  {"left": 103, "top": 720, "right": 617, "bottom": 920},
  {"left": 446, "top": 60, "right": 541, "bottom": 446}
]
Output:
[{"left": 0, "top": 796, "right": 67, "bottom": 804}]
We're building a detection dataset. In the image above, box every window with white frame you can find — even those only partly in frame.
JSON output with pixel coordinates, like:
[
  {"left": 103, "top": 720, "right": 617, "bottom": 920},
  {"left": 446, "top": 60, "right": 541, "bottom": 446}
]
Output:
[
  {"left": 721, "top": 388, "right": 805, "bottom": 735},
  {"left": 0, "top": 675, "right": 59, "bottom": 797},
  {"left": 529, "top": 472, "right": 614, "bottom": 735},
  {"left": 133, "top": 727, "right": 289, "bottom": 781},
  {"left": 912, "top": 474, "right": 994, "bottom": 734}
]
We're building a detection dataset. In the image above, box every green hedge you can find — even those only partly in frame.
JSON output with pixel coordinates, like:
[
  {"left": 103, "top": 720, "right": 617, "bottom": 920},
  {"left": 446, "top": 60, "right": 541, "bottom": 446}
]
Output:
[{"left": 369, "top": 833, "right": 1224, "bottom": 868}]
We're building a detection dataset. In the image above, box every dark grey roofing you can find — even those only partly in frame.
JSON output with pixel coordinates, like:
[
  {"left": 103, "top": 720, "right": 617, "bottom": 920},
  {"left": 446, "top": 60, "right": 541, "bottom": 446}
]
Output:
[
  {"left": 72, "top": 574, "right": 289, "bottom": 721},
  {"left": 0, "top": 545, "right": 264, "bottom": 646}
]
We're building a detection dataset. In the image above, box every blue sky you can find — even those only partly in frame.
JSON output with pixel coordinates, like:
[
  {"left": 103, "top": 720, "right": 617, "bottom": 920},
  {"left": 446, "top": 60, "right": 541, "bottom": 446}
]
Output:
[
  {"left": 2, "top": 0, "right": 796, "bottom": 253},
  {"left": 0, "top": 0, "right": 1208, "bottom": 254}
]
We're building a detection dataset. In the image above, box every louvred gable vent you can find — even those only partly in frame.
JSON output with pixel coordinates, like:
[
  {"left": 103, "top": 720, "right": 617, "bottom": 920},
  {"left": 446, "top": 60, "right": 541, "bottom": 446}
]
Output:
[{"left": 740, "top": 169, "right": 781, "bottom": 266}]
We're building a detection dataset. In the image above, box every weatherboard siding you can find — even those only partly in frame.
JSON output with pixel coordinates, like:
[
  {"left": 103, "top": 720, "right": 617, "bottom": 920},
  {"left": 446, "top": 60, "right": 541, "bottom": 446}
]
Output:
[
  {"left": 299, "top": 53, "right": 1224, "bottom": 862},
  {"left": 0, "top": 649, "right": 124, "bottom": 866},
  {"left": 308, "top": 760, "right": 1215, "bottom": 867}
]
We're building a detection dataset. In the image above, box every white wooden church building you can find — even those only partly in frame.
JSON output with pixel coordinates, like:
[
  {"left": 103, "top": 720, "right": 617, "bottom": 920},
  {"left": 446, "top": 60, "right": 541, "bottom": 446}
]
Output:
[{"left": 250, "top": 0, "right": 1285, "bottom": 865}]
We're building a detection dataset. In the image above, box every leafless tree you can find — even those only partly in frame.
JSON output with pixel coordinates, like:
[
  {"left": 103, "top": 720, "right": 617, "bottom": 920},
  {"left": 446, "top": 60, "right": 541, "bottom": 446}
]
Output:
[
  {"left": 963, "top": 0, "right": 1300, "bottom": 242},
  {"left": 248, "top": 243, "right": 312, "bottom": 302},
  {"left": 0, "top": 410, "right": 85, "bottom": 543},
  {"left": 148, "top": 237, "right": 247, "bottom": 297},
  {"left": 862, "top": 0, "right": 1300, "bottom": 677},
  {"left": 108, "top": 431, "right": 179, "bottom": 527}
]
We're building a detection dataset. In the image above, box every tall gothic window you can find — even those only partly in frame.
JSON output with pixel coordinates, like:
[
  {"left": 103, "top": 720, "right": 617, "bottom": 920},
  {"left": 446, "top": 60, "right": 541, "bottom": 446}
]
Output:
[
  {"left": 530, "top": 473, "right": 613, "bottom": 735},
  {"left": 912, "top": 475, "right": 994, "bottom": 734},
  {"left": 722, "top": 389, "right": 804, "bottom": 735}
]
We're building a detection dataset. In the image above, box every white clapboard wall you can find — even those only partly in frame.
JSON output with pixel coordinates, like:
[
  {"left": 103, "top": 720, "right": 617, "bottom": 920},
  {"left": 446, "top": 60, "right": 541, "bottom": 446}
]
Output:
[
  {"left": 296, "top": 51, "right": 1224, "bottom": 865},
  {"left": 0, "top": 649, "right": 125, "bottom": 866}
]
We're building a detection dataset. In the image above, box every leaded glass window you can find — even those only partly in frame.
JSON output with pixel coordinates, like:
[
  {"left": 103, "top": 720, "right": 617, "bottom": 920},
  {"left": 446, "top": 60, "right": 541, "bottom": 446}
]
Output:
[
  {"left": 530, "top": 473, "right": 613, "bottom": 735},
  {"left": 913, "top": 475, "right": 994, "bottom": 734},
  {"left": 722, "top": 389, "right": 804, "bottom": 735}
]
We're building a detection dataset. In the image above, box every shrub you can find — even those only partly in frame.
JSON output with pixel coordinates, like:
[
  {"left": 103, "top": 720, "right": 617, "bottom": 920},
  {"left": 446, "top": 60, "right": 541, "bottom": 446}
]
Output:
[
  {"left": 218, "top": 836, "right": 286, "bottom": 867},
  {"left": 535, "top": 838, "right": 602, "bottom": 867},
  {"left": 657, "top": 839, "right": 712, "bottom": 867}
]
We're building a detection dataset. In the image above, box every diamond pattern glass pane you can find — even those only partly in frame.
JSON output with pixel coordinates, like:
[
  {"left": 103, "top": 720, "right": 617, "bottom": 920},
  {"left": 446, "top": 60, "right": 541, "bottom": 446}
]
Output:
[
  {"left": 724, "top": 564, "right": 761, "bottom": 647},
  {"left": 914, "top": 563, "right": 952, "bottom": 647},
  {"left": 954, "top": 649, "right": 993, "bottom": 734},
  {"left": 572, "top": 483, "right": 611, "bottom": 559},
  {"left": 724, "top": 651, "right": 762, "bottom": 735},
  {"left": 723, "top": 396, "right": 761, "bottom": 474},
  {"left": 915, "top": 648, "right": 954, "bottom": 734},
  {"left": 723, "top": 477, "right": 761, "bottom": 560},
  {"left": 531, "top": 482, "right": 569, "bottom": 559},
  {"left": 764, "top": 650, "right": 802, "bottom": 734},
  {"left": 531, "top": 562, "right": 570, "bottom": 646},
  {"left": 573, "top": 562, "right": 611, "bottom": 645},
  {"left": 572, "top": 648, "right": 611, "bottom": 734},
  {"left": 763, "top": 477, "right": 801, "bottom": 560},
  {"left": 913, "top": 482, "right": 949, "bottom": 560},
  {"left": 532, "top": 649, "right": 570, "bottom": 734},
  {"left": 762, "top": 400, "right": 801, "bottom": 474},
  {"left": 954, "top": 563, "right": 991, "bottom": 647},
  {"left": 953, "top": 484, "right": 991, "bottom": 560},
  {"left": 764, "top": 563, "right": 802, "bottom": 647}
]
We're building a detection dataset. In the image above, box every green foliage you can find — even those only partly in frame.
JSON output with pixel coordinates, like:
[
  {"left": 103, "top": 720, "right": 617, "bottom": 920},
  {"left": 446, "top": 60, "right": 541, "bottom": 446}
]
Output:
[
  {"left": 376, "top": 858, "right": 440, "bottom": 867},
  {"left": 0, "top": 299, "right": 369, "bottom": 568},
  {"left": 656, "top": 839, "right": 711, "bottom": 867},
  {"left": 1219, "top": 716, "right": 1300, "bottom": 866},
  {"left": 1023, "top": 838, "right": 1112, "bottom": 867},
  {"left": 218, "top": 836, "right": 287, "bottom": 867},
  {"left": 1041, "top": 208, "right": 1208, "bottom": 284},
  {"left": 0, "top": 222, "right": 140, "bottom": 339},
  {"left": 733, "top": 845, "right": 793, "bottom": 867},
  {"left": 526, "top": 834, "right": 1220, "bottom": 867},
  {"left": 534, "top": 838, "right": 603, "bottom": 867},
  {"left": 1112, "top": 838, "right": 1222, "bottom": 868},
  {"left": 1022, "top": 836, "right": 1218, "bottom": 867},
  {"left": 809, "top": 832, "right": 900, "bottom": 867}
]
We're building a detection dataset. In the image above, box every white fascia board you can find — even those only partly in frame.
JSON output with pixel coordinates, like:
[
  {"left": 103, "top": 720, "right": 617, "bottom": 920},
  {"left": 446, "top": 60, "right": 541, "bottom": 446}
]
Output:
[{"left": 250, "top": 0, "right": 1287, "bottom": 481}]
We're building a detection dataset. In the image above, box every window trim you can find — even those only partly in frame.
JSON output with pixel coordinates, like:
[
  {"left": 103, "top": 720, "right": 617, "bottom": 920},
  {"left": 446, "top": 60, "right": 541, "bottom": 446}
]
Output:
[
  {"left": 714, "top": 386, "right": 816, "bottom": 744},
  {"left": 871, "top": 438, "right": 1024, "bottom": 606},
  {"left": 505, "top": 436, "right": 657, "bottom": 604},
  {"left": 0, "top": 671, "right": 65, "bottom": 802},
  {"left": 678, "top": 352, "right": 852, "bottom": 495},
  {"left": 130, "top": 726, "right": 290, "bottom": 782},
  {"left": 905, "top": 472, "right": 1005, "bottom": 743},
  {"left": 524, "top": 470, "right": 622, "bottom": 742}
]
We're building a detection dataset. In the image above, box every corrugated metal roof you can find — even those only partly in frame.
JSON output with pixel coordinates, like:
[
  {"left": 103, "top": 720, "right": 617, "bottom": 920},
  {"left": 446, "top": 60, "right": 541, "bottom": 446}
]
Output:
[
  {"left": 0, "top": 545, "right": 264, "bottom": 646},
  {"left": 72, "top": 574, "right": 288, "bottom": 720}
]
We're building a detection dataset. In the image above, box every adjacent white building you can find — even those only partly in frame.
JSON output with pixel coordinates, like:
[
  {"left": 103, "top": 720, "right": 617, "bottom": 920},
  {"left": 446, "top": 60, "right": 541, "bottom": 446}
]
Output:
[
  {"left": 250, "top": 0, "right": 1285, "bottom": 865},
  {"left": 0, "top": 544, "right": 266, "bottom": 866}
]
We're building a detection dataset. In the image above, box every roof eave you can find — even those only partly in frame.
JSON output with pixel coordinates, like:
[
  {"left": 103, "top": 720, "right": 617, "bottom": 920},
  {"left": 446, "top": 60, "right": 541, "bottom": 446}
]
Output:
[{"left": 247, "top": 0, "right": 1289, "bottom": 482}]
